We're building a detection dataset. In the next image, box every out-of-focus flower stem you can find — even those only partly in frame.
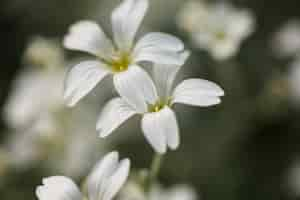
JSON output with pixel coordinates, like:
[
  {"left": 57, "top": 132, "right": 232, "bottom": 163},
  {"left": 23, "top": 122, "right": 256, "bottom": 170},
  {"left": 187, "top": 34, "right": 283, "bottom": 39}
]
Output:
[{"left": 143, "top": 153, "right": 164, "bottom": 195}]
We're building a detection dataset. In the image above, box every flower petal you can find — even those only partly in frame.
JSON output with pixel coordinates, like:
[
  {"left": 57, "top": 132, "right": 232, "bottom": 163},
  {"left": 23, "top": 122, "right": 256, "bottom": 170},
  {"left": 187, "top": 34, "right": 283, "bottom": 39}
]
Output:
[
  {"left": 113, "top": 65, "right": 158, "bottom": 113},
  {"left": 134, "top": 48, "right": 190, "bottom": 66},
  {"left": 102, "top": 159, "right": 131, "bottom": 200},
  {"left": 134, "top": 32, "right": 185, "bottom": 52},
  {"left": 210, "top": 39, "right": 239, "bottom": 60},
  {"left": 63, "top": 20, "right": 114, "bottom": 59},
  {"left": 112, "top": 0, "right": 148, "bottom": 51},
  {"left": 96, "top": 98, "right": 137, "bottom": 138},
  {"left": 36, "top": 176, "right": 82, "bottom": 200},
  {"left": 87, "top": 151, "right": 119, "bottom": 200},
  {"left": 141, "top": 107, "right": 179, "bottom": 154},
  {"left": 64, "top": 60, "right": 110, "bottom": 107},
  {"left": 152, "top": 64, "right": 182, "bottom": 100},
  {"left": 172, "top": 79, "right": 224, "bottom": 106},
  {"left": 168, "top": 185, "right": 198, "bottom": 200}
]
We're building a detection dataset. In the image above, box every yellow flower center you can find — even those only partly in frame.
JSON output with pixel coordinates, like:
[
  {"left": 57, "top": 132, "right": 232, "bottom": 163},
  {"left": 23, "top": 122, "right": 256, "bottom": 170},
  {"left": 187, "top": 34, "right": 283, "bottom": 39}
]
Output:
[
  {"left": 148, "top": 99, "right": 172, "bottom": 113},
  {"left": 109, "top": 53, "right": 132, "bottom": 73},
  {"left": 215, "top": 31, "right": 226, "bottom": 41}
]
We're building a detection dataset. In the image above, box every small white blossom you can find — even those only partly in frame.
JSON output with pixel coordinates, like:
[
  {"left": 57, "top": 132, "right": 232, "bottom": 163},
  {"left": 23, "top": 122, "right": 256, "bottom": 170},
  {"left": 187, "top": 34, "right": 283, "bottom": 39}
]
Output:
[
  {"left": 24, "top": 36, "right": 64, "bottom": 68},
  {"left": 272, "top": 20, "right": 300, "bottom": 57},
  {"left": 36, "top": 151, "right": 130, "bottom": 200},
  {"left": 63, "top": 0, "right": 188, "bottom": 107},
  {"left": 119, "top": 181, "right": 197, "bottom": 200},
  {"left": 96, "top": 58, "right": 224, "bottom": 154},
  {"left": 150, "top": 184, "right": 197, "bottom": 200},
  {"left": 52, "top": 108, "right": 110, "bottom": 177},
  {"left": 288, "top": 56, "right": 300, "bottom": 102},
  {"left": 4, "top": 105, "right": 108, "bottom": 174},
  {"left": 4, "top": 114, "right": 59, "bottom": 169},
  {"left": 177, "top": 0, "right": 255, "bottom": 60},
  {"left": 286, "top": 160, "right": 300, "bottom": 197},
  {"left": 3, "top": 36, "right": 110, "bottom": 175},
  {"left": 3, "top": 37, "right": 65, "bottom": 129}
]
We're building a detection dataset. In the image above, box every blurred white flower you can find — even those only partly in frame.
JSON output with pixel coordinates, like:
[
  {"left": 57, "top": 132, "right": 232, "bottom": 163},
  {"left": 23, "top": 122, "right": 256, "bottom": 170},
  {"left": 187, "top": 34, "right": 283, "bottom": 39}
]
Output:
[
  {"left": 286, "top": 160, "right": 300, "bottom": 197},
  {"left": 51, "top": 106, "right": 110, "bottom": 177},
  {"left": 63, "top": 0, "right": 188, "bottom": 107},
  {"left": 36, "top": 151, "right": 130, "bottom": 200},
  {"left": 3, "top": 37, "right": 65, "bottom": 129},
  {"left": 4, "top": 105, "right": 108, "bottom": 175},
  {"left": 4, "top": 91, "right": 107, "bottom": 175},
  {"left": 2, "top": 37, "right": 67, "bottom": 169},
  {"left": 97, "top": 59, "right": 224, "bottom": 154},
  {"left": 272, "top": 20, "right": 300, "bottom": 58},
  {"left": 4, "top": 69, "right": 64, "bottom": 128},
  {"left": 119, "top": 181, "right": 197, "bottom": 200},
  {"left": 24, "top": 36, "right": 64, "bottom": 69},
  {"left": 150, "top": 184, "right": 197, "bottom": 200},
  {"left": 177, "top": 0, "right": 255, "bottom": 60},
  {"left": 288, "top": 56, "right": 300, "bottom": 102},
  {"left": 4, "top": 114, "right": 60, "bottom": 169},
  {"left": 3, "top": 36, "right": 108, "bottom": 175}
]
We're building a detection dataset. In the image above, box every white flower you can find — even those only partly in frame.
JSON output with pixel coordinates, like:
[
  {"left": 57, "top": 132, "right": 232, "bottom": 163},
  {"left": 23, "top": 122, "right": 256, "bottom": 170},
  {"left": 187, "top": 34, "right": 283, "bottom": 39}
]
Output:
[
  {"left": 272, "top": 20, "right": 300, "bottom": 57},
  {"left": 118, "top": 181, "right": 197, "bottom": 200},
  {"left": 3, "top": 36, "right": 65, "bottom": 129},
  {"left": 3, "top": 66, "right": 64, "bottom": 129},
  {"left": 63, "top": 0, "right": 188, "bottom": 107},
  {"left": 24, "top": 37, "right": 64, "bottom": 69},
  {"left": 52, "top": 111, "right": 110, "bottom": 177},
  {"left": 4, "top": 114, "right": 59, "bottom": 169},
  {"left": 288, "top": 56, "right": 300, "bottom": 102},
  {"left": 150, "top": 184, "right": 197, "bottom": 200},
  {"left": 96, "top": 61, "right": 224, "bottom": 154},
  {"left": 177, "top": 0, "right": 255, "bottom": 60},
  {"left": 286, "top": 160, "right": 300, "bottom": 197},
  {"left": 36, "top": 151, "right": 130, "bottom": 200}
]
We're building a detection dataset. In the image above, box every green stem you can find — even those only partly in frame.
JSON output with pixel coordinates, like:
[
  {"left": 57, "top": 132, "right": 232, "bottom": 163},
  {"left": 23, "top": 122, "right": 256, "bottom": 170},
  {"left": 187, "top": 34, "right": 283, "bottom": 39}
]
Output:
[{"left": 144, "top": 153, "right": 164, "bottom": 194}]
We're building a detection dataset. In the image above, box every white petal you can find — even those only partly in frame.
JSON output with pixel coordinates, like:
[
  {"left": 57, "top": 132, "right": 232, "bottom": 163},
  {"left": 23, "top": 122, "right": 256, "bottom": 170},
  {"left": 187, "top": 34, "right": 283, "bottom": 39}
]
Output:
[
  {"left": 63, "top": 20, "right": 114, "bottom": 59},
  {"left": 141, "top": 107, "right": 179, "bottom": 154},
  {"left": 168, "top": 185, "right": 198, "bottom": 200},
  {"left": 113, "top": 65, "right": 158, "bottom": 113},
  {"left": 87, "top": 152, "right": 119, "bottom": 200},
  {"left": 227, "top": 10, "right": 255, "bottom": 39},
  {"left": 64, "top": 60, "right": 110, "bottom": 107},
  {"left": 172, "top": 79, "right": 224, "bottom": 106},
  {"left": 96, "top": 98, "right": 137, "bottom": 138},
  {"left": 36, "top": 176, "right": 82, "bottom": 200},
  {"left": 134, "top": 32, "right": 185, "bottom": 53},
  {"left": 102, "top": 159, "right": 131, "bottom": 200},
  {"left": 210, "top": 39, "right": 239, "bottom": 60},
  {"left": 112, "top": 0, "right": 148, "bottom": 51},
  {"left": 134, "top": 49, "right": 190, "bottom": 66},
  {"left": 152, "top": 64, "right": 182, "bottom": 99}
]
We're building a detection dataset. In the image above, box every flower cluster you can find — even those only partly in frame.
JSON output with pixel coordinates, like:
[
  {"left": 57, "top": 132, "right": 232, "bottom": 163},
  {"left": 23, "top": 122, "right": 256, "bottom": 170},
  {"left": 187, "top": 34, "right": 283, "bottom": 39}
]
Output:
[
  {"left": 177, "top": 0, "right": 255, "bottom": 60},
  {"left": 35, "top": 0, "right": 224, "bottom": 199},
  {"left": 2, "top": 37, "right": 107, "bottom": 177},
  {"left": 118, "top": 181, "right": 197, "bottom": 200},
  {"left": 271, "top": 20, "right": 300, "bottom": 103},
  {"left": 272, "top": 20, "right": 300, "bottom": 58}
]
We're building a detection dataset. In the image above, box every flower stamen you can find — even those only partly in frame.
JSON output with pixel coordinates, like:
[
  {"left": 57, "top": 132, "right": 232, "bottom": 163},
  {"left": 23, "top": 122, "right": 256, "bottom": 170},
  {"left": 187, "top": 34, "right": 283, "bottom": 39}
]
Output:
[
  {"left": 216, "top": 31, "right": 226, "bottom": 40},
  {"left": 109, "top": 53, "right": 132, "bottom": 72},
  {"left": 148, "top": 99, "right": 171, "bottom": 113}
]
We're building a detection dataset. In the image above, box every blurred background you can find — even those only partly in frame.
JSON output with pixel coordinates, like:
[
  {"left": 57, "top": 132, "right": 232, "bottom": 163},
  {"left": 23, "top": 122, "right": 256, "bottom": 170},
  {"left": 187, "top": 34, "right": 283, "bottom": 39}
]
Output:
[{"left": 1, "top": 0, "right": 300, "bottom": 199}]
